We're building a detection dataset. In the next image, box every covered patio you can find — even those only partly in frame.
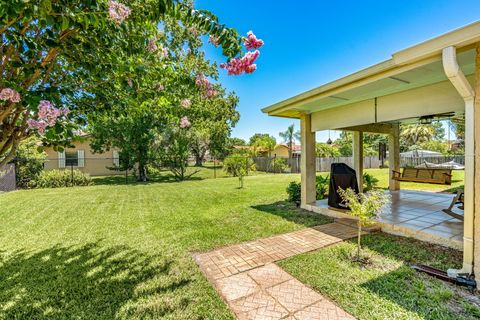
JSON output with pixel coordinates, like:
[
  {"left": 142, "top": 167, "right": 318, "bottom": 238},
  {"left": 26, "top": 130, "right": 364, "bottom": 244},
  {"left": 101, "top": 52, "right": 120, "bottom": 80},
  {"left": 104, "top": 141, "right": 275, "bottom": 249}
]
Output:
[
  {"left": 263, "top": 22, "right": 480, "bottom": 281},
  {"left": 305, "top": 190, "right": 463, "bottom": 250}
]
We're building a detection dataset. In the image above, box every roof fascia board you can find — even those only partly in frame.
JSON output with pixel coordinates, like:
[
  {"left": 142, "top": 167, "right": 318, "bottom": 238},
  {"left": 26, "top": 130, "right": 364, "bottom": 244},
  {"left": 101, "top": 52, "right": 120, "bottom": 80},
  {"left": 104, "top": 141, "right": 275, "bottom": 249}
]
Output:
[{"left": 393, "top": 21, "right": 480, "bottom": 65}]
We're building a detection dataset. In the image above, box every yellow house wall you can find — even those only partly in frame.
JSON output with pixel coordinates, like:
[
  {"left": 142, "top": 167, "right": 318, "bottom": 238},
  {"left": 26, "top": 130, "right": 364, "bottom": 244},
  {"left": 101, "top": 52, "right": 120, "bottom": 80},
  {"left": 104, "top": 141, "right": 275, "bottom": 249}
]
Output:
[
  {"left": 272, "top": 145, "right": 289, "bottom": 158},
  {"left": 44, "top": 139, "right": 121, "bottom": 176}
]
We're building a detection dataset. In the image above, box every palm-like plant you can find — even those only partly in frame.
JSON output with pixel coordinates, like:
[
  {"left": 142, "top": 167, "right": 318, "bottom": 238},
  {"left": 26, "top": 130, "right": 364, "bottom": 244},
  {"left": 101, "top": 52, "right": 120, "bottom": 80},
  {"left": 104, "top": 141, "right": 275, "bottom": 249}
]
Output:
[
  {"left": 401, "top": 124, "right": 434, "bottom": 146},
  {"left": 279, "top": 124, "right": 300, "bottom": 159}
]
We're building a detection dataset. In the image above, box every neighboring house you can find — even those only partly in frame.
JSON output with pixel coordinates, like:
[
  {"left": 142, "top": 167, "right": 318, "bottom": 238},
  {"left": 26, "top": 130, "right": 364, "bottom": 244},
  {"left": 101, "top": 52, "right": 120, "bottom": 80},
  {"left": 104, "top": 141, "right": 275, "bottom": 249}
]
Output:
[
  {"left": 233, "top": 144, "right": 301, "bottom": 158},
  {"left": 272, "top": 144, "right": 301, "bottom": 158},
  {"left": 43, "top": 135, "right": 121, "bottom": 176}
]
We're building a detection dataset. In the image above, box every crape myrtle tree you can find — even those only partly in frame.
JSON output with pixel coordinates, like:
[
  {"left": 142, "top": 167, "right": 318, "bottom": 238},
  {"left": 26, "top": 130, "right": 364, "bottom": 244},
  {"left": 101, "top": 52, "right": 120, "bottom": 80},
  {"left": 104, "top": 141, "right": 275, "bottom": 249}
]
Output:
[
  {"left": 0, "top": 0, "right": 263, "bottom": 165},
  {"left": 87, "top": 13, "right": 242, "bottom": 181}
]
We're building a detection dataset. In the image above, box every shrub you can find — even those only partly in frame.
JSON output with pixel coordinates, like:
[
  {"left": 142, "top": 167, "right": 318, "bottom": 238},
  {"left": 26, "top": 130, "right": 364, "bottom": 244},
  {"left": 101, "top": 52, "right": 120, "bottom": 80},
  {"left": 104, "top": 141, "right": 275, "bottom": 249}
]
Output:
[
  {"left": 363, "top": 172, "right": 379, "bottom": 192},
  {"left": 286, "top": 175, "right": 330, "bottom": 203},
  {"left": 272, "top": 157, "right": 287, "bottom": 173},
  {"left": 316, "top": 175, "right": 329, "bottom": 200},
  {"left": 29, "top": 169, "right": 93, "bottom": 188},
  {"left": 286, "top": 181, "right": 301, "bottom": 202},
  {"left": 223, "top": 154, "right": 255, "bottom": 188},
  {"left": 15, "top": 138, "right": 46, "bottom": 188}
]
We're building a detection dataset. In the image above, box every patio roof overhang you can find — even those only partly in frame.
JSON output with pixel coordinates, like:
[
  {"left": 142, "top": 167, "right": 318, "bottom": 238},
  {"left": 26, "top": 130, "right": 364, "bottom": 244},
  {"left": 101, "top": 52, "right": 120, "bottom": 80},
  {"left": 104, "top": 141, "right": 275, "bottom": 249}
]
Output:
[
  {"left": 265, "top": 21, "right": 480, "bottom": 280},
  {"left": 262, "top": 21, "right": 480, "bottom": 129}
]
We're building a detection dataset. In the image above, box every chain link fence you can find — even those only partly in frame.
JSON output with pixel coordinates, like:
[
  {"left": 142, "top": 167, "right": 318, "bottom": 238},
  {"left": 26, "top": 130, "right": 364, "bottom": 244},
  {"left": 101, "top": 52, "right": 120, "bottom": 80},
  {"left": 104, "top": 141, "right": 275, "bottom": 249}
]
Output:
[
  {"left": 0, "top": 155, "right": 466, "bottom": 191},
  {"left": 0, "top": 164, "right": 16, "bottom": 192}
]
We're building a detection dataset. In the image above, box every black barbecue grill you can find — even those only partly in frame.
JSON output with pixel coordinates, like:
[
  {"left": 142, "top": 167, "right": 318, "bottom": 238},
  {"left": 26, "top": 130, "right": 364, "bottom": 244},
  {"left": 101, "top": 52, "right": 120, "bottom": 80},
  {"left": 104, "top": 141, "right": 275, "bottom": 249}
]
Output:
[{"left": 328, "top": 163, "right": 359, "bottom": 209}]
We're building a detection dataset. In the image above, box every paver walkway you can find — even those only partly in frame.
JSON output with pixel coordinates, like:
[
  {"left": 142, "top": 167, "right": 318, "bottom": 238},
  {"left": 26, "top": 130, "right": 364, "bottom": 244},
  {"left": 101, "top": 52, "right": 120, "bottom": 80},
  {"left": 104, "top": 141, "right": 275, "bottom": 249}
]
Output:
[{"left": 194, "top": 222, "right": 360, "bottom": 320}]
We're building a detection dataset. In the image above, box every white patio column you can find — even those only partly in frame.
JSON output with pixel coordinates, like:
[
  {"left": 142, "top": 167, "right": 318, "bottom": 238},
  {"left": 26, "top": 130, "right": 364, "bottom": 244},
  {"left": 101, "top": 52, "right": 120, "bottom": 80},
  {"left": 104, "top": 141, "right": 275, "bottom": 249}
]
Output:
[
  {"left": 352, "top": 131, "right": 364, "bottom": 193},
  {"left": 443, "top": 46, "right": 475, "bottom": 276},
  {"left": 300, "top": 113, "right": 316, "bottom": 207},
  {"left": 474, "top": 45, "right": 480, "bottom": 279},
  {"left": 388, "top": 124, "right": 400, "bottom": 191}
]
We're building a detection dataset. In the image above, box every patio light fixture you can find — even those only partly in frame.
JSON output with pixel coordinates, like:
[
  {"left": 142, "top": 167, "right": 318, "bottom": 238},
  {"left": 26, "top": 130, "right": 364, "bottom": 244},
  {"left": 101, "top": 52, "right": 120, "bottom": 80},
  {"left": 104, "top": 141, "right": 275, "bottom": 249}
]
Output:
[
  {"left": 326, "top": 130, "right": 332, "bottom": 144},
  {"left": 419, "top": 115, "right": 434, "bottom": 125}
]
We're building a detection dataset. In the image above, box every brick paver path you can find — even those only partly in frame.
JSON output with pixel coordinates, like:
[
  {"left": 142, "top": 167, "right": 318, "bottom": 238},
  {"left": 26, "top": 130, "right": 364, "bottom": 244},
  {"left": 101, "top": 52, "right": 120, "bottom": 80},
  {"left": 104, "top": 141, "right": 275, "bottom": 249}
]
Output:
[{"left": 194, "top": 222, "right": 358, "bottom": 320}]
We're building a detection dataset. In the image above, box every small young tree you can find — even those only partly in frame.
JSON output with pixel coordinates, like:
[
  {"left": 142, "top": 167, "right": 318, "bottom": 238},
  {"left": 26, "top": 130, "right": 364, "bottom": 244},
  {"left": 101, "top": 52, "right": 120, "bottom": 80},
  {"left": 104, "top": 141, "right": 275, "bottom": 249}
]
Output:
[
  {"left": 223, "top": 154, "right": 255, "bottom": 188},
  {"left": 338, "top": 188, "right": 390, "bottom": 259}
]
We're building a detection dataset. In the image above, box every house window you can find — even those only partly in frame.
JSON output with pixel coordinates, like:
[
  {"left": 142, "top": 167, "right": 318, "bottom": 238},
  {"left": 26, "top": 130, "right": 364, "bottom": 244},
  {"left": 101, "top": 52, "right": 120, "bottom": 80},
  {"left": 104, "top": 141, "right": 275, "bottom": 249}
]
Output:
[{"left": 65, "top": 151, "right": 78, "bottom": 166}]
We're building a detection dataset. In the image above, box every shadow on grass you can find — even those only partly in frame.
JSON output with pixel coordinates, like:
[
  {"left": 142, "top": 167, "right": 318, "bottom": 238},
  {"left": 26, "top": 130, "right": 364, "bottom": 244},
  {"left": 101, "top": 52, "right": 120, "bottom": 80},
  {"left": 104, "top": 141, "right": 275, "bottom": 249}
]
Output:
[
  {"left": 0, "top": 242, "right": 191, "bottom": 319},
  {"left": 442, "top": 184, "right": 465, "bottom": 193},
  {"left": 349, "top": 233, "right": 462, "bottom": 270},
  {"left": 355, "top": 234, "right": 478, "bottom": 319},
  {"left": 251, "top": 201, "right": 333, "bottom": 227},
  {"left": 92, "top": 174, "right": 203, "bottom": 186}
]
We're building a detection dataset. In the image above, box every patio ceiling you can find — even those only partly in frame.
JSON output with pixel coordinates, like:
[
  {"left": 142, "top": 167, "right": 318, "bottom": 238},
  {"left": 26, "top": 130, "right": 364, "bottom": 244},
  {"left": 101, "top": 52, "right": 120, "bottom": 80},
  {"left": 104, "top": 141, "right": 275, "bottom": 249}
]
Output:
[{"left": 263, "top": 21, "right": 480, "bottom": 119}]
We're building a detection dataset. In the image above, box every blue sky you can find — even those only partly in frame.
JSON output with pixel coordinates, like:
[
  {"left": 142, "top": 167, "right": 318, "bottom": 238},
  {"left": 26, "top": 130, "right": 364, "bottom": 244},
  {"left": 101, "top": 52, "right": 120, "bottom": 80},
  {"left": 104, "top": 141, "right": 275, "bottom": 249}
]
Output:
[{"left": 195, "top": 0, "right": 480, "bottom": 144}]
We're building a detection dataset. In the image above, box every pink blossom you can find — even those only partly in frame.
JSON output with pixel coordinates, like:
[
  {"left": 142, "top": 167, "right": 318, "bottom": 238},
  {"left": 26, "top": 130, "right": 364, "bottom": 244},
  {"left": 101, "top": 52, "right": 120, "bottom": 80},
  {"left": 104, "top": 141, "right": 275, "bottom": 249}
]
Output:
[
  {"left": 244, "top": 31, "right": 264, "bottom": 50},
  {"left": 195, "top": 74, "right": 210, "bottom": 88},
  {"left": 208, "top": 35, "right": 219, "bottom": 47},
  {"left": 27, "top": 100, "right": 70, "bottom": 135},
  {"left": 155, "top": 83, "right": 164, "bottom": 91},
  {"left": 108, "top": 1, "right": 131, "bottom": 24},
  {"left": 147, "top": 39, "right": 158, "bottom": 53},
  {"left": 159, "top": 47, "right": 169, "bottom": 59},
  {"left": 204, "top": 88, "right": 217, "bottom": 98},
  {"left": 127, "top": 78, "right": 133, "bottom": 87},
  {"left": 0, "top": 88, "right": 21, "bottom": 103},
  {"left": 220, "top": 50, "right": 260, "bottom": 76},
  {"left": 180, "top": 116, "right": 191, "bottom": 128},
  {"left": 27, "top": 119, "right": 47, "bottom": 134},
  {"left": 181, "top": 98, "right": 191, "bottom": 109},
  {"left": 195, "top": 74, "right": 217, "bottom": 99}
]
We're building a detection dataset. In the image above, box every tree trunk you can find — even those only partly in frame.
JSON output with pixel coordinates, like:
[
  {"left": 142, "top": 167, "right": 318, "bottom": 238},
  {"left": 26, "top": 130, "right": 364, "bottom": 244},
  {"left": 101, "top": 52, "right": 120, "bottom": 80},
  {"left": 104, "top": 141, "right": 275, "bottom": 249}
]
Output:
[
  {"left": 357, "top": 221, "right": 362, "bottom": 259},
  {"left": 137, "top": 162, "right": 148, "bottom": 182},
  {"left": 194, "top": 154, "right": 203, "bottom": 167},
  {"left": 288, "top": 139, "right": 293, "bottom": 159}
]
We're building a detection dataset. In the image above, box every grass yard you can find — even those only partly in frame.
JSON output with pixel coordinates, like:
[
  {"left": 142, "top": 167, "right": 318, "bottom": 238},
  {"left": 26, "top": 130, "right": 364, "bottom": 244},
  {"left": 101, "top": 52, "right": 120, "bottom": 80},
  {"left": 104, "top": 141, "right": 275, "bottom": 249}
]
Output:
[
  {"left": 280, "top": 233, "right": 480, "bottom": 320},
  {"left": 0, "top": 167, "right": 469, "bottom": 319},
  {"left": 361, "top": 168, "right": 465, "bottom": 193},
  {"left": 94, "top": 167, "right": 464, "bottom": 194},
  {"left": 315, "top": 168, "right": 464, "bottom": 193},
  {"left": 93, "top": 161, "right": 265, "bottom": 185},
  {"left": 0, "top": 174, "right": 330, "bottom": 319}
]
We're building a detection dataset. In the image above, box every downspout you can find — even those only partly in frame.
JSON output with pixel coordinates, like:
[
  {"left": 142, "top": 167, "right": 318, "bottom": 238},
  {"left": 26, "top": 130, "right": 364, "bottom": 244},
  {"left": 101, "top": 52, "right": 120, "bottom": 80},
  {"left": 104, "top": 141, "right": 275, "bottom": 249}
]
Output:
[{"left": 442, "top": 46, "right": 475, "bottom": 276}]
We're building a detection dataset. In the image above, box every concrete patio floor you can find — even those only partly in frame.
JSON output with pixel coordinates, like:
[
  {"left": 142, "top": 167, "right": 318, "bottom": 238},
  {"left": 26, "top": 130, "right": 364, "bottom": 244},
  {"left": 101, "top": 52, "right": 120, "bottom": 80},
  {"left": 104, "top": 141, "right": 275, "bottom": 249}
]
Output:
[{"left": 305, "top": 190, "right": 463, "bottom": 250}]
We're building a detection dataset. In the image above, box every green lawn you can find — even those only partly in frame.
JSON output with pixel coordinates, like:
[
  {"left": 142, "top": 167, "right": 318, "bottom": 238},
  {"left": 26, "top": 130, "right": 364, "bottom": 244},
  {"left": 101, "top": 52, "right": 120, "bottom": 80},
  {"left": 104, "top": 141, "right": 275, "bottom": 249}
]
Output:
[
  {"left": 0, "top": 168, "right": 470, "bottom": 319},
  {"left": 361, "top": 168, "right": 465, "bottom": 193},
  {"left": 94, "top": 167, "right": 464, "bottom": 194},
  {"left": 280, "top": 233, "right": 480, "bottom": 320},
  {"left": 0, "top": 174, "right": 330, "bottom": 319},
  {"left": 316, "top": 168, "right": 464, "bottom": 193},
  {"left": 93, "top": 161, "right": 266, "bottom": 185}
]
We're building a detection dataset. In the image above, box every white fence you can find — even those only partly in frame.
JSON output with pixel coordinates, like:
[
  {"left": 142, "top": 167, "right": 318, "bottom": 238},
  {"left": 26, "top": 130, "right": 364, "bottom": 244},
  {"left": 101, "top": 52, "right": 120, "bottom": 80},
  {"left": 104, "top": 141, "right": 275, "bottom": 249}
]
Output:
[
  {"left": 253, "top": 155, "right": 382, "bottom": 173},
  {"left": 400, "top": 155, "right": 465, "bottom": 168},
  {"left": 253, "top": 155, "right": 466, "bottom": 173}
]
